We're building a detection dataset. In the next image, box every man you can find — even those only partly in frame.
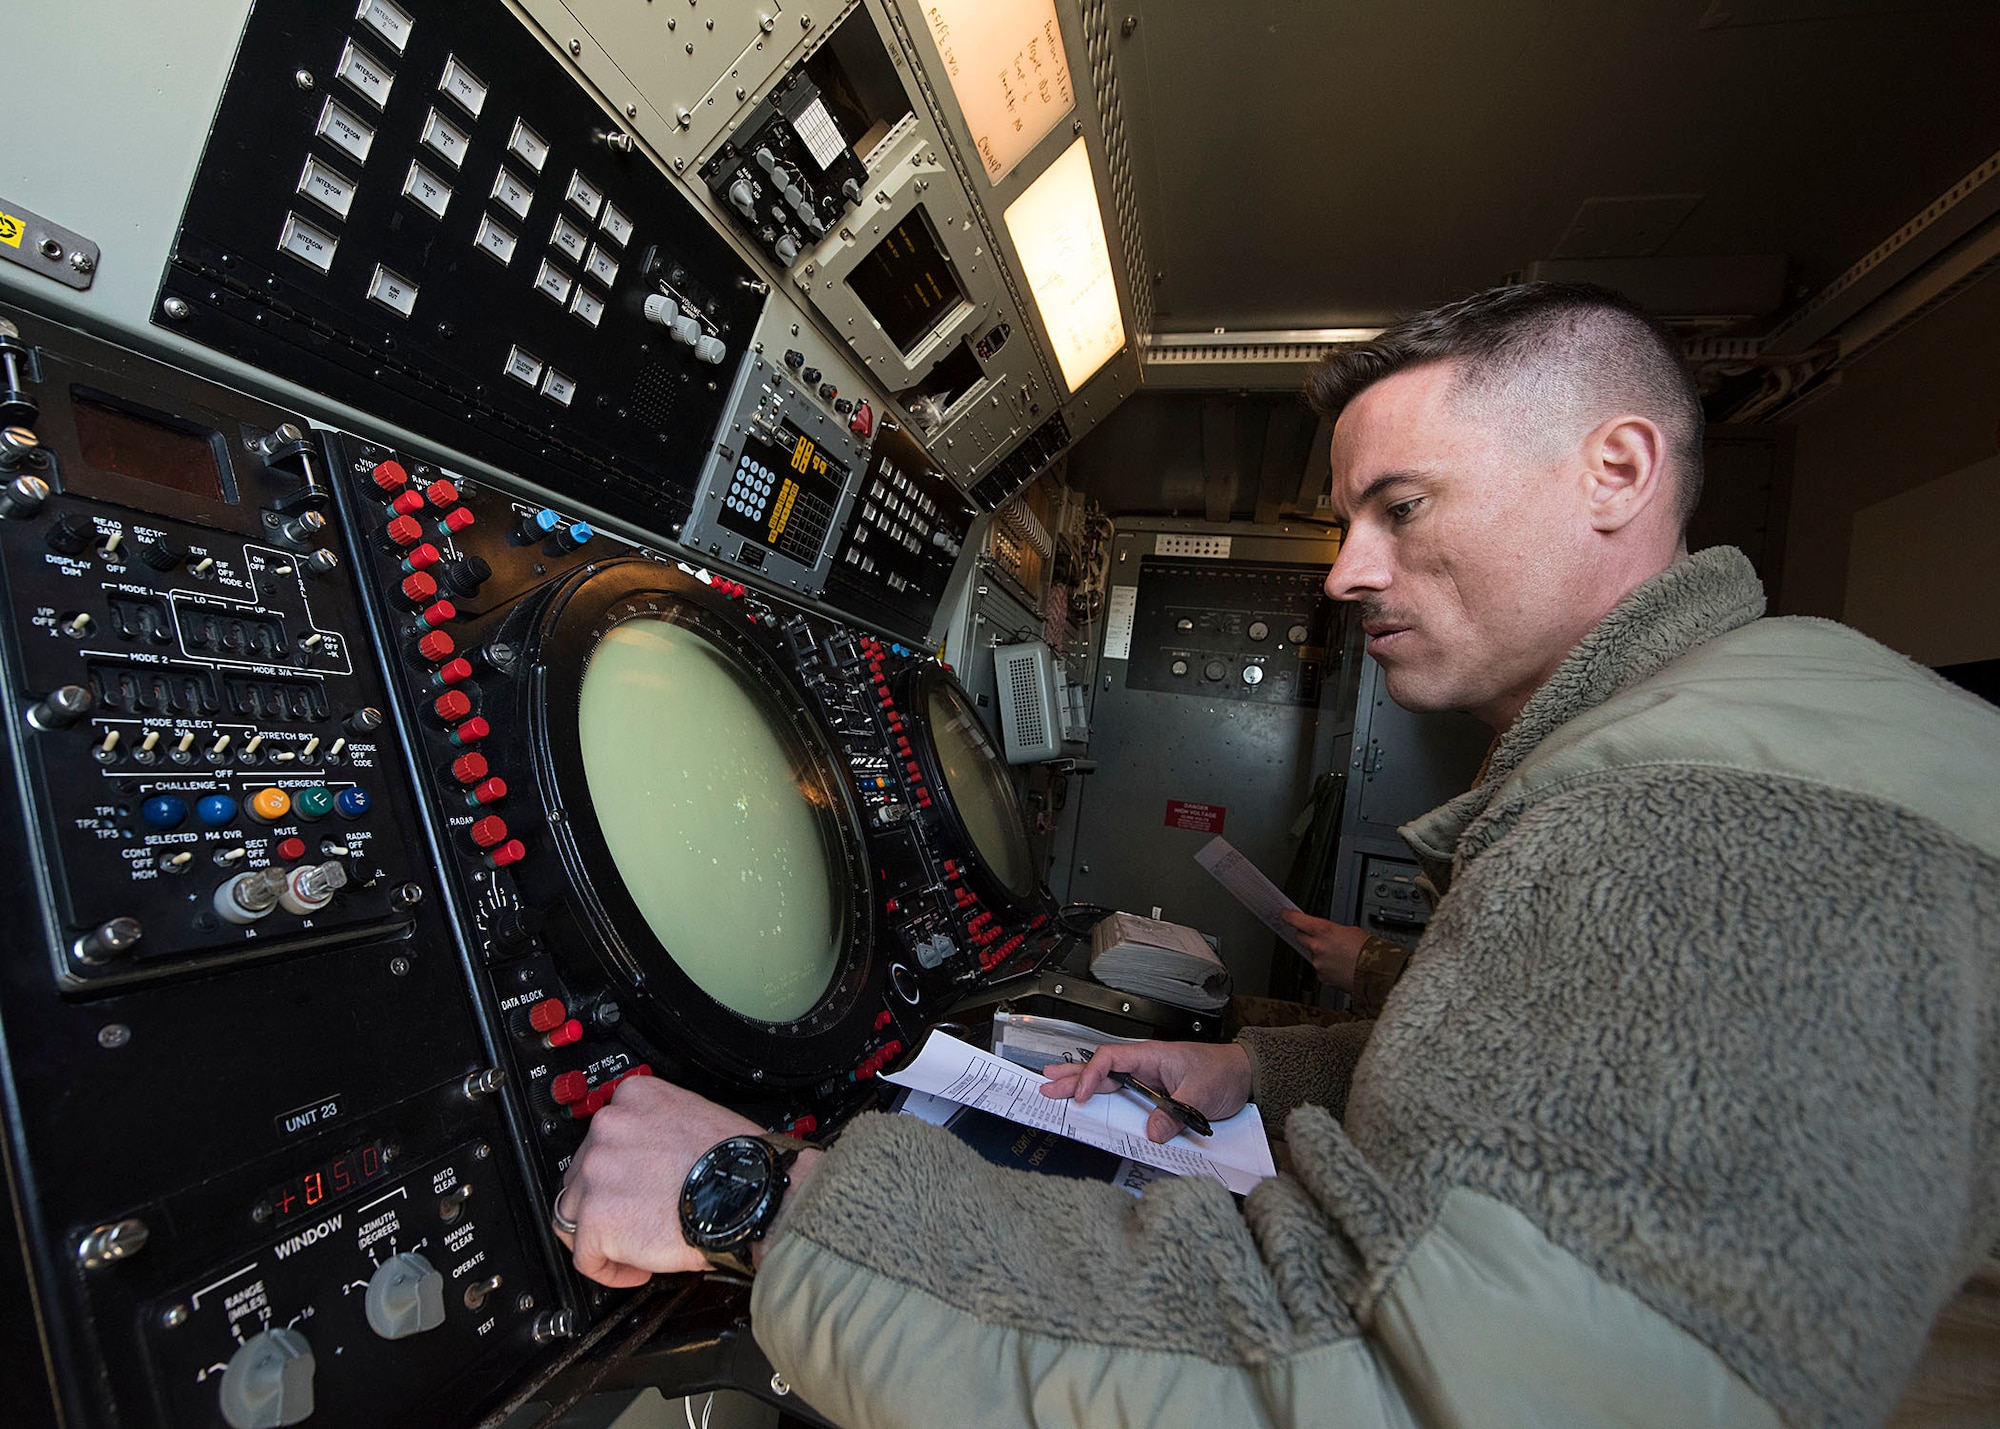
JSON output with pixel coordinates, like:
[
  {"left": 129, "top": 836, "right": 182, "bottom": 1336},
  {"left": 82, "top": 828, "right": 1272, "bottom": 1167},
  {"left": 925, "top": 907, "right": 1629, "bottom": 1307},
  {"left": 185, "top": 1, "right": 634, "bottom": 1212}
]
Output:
[{"left": 555, "top": 283, "right": 2000, "bottom": 1427}]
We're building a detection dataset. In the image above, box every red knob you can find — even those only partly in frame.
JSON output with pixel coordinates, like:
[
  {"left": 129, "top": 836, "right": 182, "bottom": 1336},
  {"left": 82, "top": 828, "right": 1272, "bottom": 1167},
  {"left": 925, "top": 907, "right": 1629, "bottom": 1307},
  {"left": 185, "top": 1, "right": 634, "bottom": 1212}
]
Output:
[
  {"left": 385, "top": 514, "right": 424, "bottom": 548},
  {"left": 416, "top": 629, "right": 456, "bottom": 663},
  {"left": 432, "top": 657, "right": 473, "bottom": 686},
  {"left": 400, "top": 543, "right": 442, "bottom": 573},
  {"left": 400, "top": 571, "right": 439, "bottom": 605},
  {"left": 277, "top": 837, "right": 306, "bottom": 861},
  {"left": 416, "top": 600, "right": 456, "bottom": 629},
  {"left": 371, "top": 459, "right": 409, "bottom": 496},
  {"left": 449, "top": 716, "right": 489, "bottom": 747},
  {"left": 485, "top": 838, "right": 526, "bottom": 868},
  {"left": 467, "top": 776, "right": 506, "bottom": 806},
  {"left": 439, "top": 507, "right": 475, "bottom": 535},
  {"left": 390, "top": 489, "right": 427, "bottom": 516},
  {"left": 470, "top": 814, "right": 508, "bottom": 848},
  {"left": 550, "top": 1070, "right": 589, "bottom": 1105},
  {"left": 425, "top": 479, "right": 459, "bottom": 508},
  {"left": 433, "top": 689, "right": 473, "bottom": 724},
  {"left": 873, "top": 1010, "right": 893, "bottom": 1031},
  {"left": 450, "top": 751, "right": 489, "bottom": 785},
  {"left": 789, "top": 1114, "right": 818, "bottom": 1136},
  {"left": 527, "top": 997, "right": 568, "bottom": 1032}
]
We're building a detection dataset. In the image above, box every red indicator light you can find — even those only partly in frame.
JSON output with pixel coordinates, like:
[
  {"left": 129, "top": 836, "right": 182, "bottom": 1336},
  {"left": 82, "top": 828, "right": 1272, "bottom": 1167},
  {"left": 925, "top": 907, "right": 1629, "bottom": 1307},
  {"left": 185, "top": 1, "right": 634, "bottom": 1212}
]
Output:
[{"left": 543, "top": 1018, "right": 582, "bottom": 1048}]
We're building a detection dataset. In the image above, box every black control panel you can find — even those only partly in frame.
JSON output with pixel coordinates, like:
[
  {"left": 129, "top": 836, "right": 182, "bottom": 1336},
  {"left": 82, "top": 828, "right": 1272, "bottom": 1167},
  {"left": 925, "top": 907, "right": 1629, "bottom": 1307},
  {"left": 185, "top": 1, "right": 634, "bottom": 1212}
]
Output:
[
  {"left": 824, "top": 422, "right": 976, "bottom": 635},
  {"left": 700, "top": 69, "right": 869, "bottom": 272},
  {"left": 156, "top": 0, "right": 765, "bottom": 540},
  {"left": 324, "top": 443, "right": 1055, "bottom": 1258},
  {"left": 0, "top": 305, "right": 559, "bottom": 1429},
  {"left": 1125, "top": 559, "right": 1339, "bottom": 706}
]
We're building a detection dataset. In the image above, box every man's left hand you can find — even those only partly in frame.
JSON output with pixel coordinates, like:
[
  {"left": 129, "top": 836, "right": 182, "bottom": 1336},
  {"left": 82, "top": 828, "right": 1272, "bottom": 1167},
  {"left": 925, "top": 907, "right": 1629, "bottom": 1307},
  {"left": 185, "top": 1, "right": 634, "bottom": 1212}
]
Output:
[{"left": 553, "top": 1076, "right": 818, "bottom": 1286}]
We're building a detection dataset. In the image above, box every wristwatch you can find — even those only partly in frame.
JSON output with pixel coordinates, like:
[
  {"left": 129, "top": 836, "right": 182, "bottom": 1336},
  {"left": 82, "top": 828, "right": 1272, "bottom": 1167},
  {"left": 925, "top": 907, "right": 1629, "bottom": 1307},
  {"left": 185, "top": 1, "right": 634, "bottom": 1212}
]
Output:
[{"left": 678, "top": 1134, "right": 800, "bottom": 1276}]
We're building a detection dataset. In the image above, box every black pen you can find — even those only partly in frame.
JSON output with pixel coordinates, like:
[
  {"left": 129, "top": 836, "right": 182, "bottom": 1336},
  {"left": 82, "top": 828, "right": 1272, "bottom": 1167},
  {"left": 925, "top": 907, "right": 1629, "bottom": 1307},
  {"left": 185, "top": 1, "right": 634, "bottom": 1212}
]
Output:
[{"left": 1071, "top": 1048, "right": 1212, "bottom": 1136}]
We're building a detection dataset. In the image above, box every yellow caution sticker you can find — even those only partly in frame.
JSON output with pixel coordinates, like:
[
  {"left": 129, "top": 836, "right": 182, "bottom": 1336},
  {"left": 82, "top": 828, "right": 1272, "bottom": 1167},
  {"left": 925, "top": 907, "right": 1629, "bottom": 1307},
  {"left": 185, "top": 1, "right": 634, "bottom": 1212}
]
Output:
[{"left": 0, "top": 212, "right": 23, "bottom": 248}]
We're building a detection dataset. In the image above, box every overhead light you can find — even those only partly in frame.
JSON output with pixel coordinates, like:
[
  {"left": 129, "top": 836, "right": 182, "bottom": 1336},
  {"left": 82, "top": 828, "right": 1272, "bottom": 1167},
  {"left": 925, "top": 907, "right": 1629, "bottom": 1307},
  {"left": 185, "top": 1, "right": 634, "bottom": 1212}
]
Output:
[
  {"left": 917, "top": 0, "right": 1075, "bottom": 186},
  {"left": 1004, "top": 138, "right": 1125, "bottom": 394}
]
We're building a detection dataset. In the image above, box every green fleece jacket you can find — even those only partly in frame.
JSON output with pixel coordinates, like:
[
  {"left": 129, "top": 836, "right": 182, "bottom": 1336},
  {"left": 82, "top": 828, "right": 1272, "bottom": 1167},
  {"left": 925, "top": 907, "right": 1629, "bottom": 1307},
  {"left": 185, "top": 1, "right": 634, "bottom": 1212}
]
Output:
[{"left": 752, "top": 548, "right": 2000, "bottom": 1428}]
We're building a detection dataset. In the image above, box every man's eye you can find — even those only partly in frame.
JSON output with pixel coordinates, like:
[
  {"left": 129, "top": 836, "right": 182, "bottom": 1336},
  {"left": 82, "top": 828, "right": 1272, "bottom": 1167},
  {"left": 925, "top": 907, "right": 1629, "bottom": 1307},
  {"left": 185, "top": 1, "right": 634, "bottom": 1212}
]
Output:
[{"left": 1387, "top": 497, "right": 1423, "bottom": 522}]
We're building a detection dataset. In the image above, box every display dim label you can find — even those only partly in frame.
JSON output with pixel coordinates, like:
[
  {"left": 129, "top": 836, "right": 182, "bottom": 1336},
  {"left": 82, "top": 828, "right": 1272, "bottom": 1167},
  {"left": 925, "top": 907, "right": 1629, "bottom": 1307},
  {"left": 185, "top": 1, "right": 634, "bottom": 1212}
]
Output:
[{"left": 274, "top": 1092, "right": 344, "bottom": 1138}]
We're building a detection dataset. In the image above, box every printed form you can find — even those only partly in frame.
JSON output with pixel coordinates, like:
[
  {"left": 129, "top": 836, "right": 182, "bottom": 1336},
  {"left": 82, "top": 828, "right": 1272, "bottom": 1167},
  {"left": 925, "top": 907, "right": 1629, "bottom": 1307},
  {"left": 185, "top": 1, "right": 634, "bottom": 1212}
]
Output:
[{"left": 884, "top": 1031, "right": 1275, "bottom": 1195}]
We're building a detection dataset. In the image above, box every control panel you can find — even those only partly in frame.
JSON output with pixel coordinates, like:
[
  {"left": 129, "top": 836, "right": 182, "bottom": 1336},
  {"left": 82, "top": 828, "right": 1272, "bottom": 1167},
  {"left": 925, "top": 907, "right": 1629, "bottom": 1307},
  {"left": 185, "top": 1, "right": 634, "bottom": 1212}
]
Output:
[
  {"left": 156, "top": 0, "right": 765, "bottom": 541},
  {"left": 0, "top": 305, "right": 559, "bottom": 1429},
  {"left": 701, "top": 67, "right": 870, "bottom": 273},
  {"left": 325, "top": 439, "right": 1050, "bottom": 1244},
  {"left": 1357, "top": 854, "right": 1432, "bottom": 950},
  {"left": 1124, "top": 559, "right": 1338, "bottom": 706},
  {"left": 0, "top": 316, "right": 431, "bottom": 985},
  {"left": 823, "top": 420, "right": 977, "bottom": 636}
]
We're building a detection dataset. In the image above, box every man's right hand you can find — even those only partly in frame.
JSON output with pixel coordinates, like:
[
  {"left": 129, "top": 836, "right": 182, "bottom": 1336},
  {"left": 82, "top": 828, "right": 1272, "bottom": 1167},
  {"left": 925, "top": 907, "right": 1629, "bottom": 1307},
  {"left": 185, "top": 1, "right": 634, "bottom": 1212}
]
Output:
[
  {"left": 1278, "top": 909, "right": 1371, "bottom": 991},
  {"left": 1039, "top": 1040, "right": 1253, "bottom": 1142}
]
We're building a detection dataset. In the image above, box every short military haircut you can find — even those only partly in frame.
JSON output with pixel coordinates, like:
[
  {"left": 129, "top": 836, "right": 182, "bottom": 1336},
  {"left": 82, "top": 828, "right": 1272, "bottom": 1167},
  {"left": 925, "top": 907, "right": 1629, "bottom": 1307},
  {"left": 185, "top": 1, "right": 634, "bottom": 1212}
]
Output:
[{"left": 1304, "top": 282, "right": 1706, "bottom": 525}]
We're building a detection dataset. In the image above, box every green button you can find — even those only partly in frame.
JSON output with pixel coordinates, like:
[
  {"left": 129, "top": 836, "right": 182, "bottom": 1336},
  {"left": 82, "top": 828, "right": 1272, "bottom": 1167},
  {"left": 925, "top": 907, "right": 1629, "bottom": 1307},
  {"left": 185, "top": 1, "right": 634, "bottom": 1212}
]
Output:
[{"left": 295, "top": 786, "right": 336, "bottom": 821}]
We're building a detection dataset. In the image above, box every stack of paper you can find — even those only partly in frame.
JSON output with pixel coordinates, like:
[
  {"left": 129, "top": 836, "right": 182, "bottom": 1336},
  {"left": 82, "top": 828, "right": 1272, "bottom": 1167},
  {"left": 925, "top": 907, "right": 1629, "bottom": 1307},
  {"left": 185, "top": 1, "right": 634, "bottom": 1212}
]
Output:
[
  {"left": 1089, "top": 911, "right": 1231, "bottom": 1011},
  {"left": 884, "top": 1031, "right": 1275, "bottom": 1195}
]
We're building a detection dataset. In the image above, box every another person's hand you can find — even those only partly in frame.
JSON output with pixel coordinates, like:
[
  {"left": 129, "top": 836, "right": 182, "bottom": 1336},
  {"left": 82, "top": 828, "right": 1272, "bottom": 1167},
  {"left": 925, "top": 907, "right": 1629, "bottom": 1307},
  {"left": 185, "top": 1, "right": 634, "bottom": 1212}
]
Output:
[
  {"left": 1278, "top": 910, "right": 1371, "bottom": 990},
  {"left": 1039, "top": 1039, "right": 1253, "bottom": 1142},
  {"left": 553, "top": 1075, "right": 822, "bottom": 1286}
]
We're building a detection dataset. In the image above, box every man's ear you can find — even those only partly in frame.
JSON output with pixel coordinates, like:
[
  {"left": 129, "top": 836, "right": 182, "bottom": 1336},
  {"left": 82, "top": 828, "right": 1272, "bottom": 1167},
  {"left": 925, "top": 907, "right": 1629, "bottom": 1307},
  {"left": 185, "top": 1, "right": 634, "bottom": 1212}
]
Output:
[{"left": 1580, "top": 414, "right": 1668, "bottom": 533}]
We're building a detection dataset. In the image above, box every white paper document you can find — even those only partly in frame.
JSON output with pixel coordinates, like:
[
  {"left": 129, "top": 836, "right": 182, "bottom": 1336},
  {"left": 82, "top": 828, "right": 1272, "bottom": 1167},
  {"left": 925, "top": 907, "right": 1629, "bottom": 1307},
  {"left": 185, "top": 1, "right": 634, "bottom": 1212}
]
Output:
[
  {"left": 1195, "top": 835, "right": 1307, "bottom": 954},
  {"left": 883, "top": 1031, "right": 1276, "bottom": 1195}
]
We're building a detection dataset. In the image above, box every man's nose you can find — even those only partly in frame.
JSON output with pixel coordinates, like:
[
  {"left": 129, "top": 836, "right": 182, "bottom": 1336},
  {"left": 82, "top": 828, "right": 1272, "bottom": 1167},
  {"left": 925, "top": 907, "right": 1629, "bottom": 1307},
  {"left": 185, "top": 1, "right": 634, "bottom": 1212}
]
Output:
[{"left": 1325, "top": 525, "right": 1385, "bottom": 601}]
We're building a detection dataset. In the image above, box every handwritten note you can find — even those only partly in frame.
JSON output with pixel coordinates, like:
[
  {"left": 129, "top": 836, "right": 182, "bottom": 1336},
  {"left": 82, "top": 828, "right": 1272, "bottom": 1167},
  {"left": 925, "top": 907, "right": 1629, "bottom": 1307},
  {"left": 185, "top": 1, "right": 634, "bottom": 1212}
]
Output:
[{"left": 921, "top": 0, "right": 1075, "bottom": 185}]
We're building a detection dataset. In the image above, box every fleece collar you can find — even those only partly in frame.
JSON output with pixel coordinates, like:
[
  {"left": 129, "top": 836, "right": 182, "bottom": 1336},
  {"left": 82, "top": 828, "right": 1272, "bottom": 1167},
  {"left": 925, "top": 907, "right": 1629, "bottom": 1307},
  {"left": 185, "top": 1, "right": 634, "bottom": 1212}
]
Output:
[{"left": 1399, "top": 546, "right": 1768, "bottom": 889}]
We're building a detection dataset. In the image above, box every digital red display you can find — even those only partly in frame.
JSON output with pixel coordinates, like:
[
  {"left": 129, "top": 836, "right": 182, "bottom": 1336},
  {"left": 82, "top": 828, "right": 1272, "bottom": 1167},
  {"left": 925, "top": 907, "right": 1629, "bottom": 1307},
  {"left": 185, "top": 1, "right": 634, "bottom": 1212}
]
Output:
[{"left": 262, "top": 1143, "right": 387, "bottom": 1222}]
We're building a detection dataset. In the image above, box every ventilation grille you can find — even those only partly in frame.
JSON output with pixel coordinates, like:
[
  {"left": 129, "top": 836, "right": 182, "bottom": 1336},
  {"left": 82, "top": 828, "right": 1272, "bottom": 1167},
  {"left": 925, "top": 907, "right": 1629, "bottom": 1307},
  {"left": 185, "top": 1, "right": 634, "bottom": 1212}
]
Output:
[
  {"left": 1080, "top": 0, "right": 1153, "bottom": 340},
  {"left": 994, "top": 641, "right": 1060, "bottom": 763}
]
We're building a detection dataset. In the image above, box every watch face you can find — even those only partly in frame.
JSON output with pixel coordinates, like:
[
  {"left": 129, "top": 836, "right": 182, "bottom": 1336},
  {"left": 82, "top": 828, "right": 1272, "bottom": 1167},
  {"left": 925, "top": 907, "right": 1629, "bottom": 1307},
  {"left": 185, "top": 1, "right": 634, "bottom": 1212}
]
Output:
[{"left": 683, "top": 1137, "right": 775, "bottom": 1242}]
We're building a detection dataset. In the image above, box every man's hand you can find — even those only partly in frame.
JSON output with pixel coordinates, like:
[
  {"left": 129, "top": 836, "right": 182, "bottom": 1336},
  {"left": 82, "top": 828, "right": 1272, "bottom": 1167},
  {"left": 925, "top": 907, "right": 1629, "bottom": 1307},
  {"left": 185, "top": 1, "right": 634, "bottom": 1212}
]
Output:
[
  {"left": 1278, "top": 909, "right": 1371, "bottom": 991},
  {"left": 553, "top": 1076, "right": 820, "bottom": 1286},
  {"left": 1039, "top": 1039, "right": 1253, "bottom": 1143}
]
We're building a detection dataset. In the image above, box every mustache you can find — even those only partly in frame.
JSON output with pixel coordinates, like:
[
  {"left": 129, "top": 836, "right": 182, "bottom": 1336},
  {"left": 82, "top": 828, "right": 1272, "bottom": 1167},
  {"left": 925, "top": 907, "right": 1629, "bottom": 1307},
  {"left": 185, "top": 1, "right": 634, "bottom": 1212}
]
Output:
[{"left": 1349, "top": 598, "right": 1414, "bottom": 629}]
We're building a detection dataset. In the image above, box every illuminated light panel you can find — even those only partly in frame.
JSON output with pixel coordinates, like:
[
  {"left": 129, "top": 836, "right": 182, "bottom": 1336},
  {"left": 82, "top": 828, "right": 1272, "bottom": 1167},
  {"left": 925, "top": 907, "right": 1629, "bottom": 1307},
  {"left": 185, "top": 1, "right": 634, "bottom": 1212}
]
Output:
[
  {"left": 920, "top": 0, "right": 1074, "bottom": 186},
  {"left": 1003, "top": 138, "right": 1125, "bottom": 393}
]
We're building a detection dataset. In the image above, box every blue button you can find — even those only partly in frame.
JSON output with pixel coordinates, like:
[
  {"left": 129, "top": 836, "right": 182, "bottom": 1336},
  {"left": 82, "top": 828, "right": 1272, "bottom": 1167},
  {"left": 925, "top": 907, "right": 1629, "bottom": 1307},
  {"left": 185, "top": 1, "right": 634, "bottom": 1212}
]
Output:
[
  {"left": 195, "top": 794, "right": 238, "bottom": 828},
  {"left": 335, "top": 787, "right": 372, "bottom": 819},
  {"left": 140, "top": 795, "right": 188, "bottom": 831}
]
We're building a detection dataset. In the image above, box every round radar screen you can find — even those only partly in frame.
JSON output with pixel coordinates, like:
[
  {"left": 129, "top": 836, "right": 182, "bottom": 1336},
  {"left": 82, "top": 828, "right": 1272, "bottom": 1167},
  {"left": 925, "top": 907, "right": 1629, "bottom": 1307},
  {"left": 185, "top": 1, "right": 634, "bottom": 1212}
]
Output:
[
  {"left": 526, "top": 559, "right": 877, "bottom": 1089},
  {"left": 578, "top": 618, "right": 840, "bottom": 1022},
  {"left": 906, "top": 664, "right": 1039, "bottom": 907}
]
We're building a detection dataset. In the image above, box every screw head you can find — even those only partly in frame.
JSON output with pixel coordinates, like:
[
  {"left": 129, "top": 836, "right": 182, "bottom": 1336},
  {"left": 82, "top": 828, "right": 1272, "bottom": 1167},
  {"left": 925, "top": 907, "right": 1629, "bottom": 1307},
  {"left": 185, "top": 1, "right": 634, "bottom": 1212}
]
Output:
[
  {"left": 294, "top": 69, "right": 315, "bottom": 90},
  {"left": 161, "top": 1304, "right": 190, "bottom": 1329},
  {"left": 568, "top": 37, "right": 582, "bottom": 54},
  {"left": 97, "top": 1024, "right": 131, "bottom": 1049},
  {"left": 163, "top": 297, "right": 190, "bottom": 320},
  {"left": 388, "top": 955, "right": 411, "bottom": 976},
  {"left": 70, "top": 251, "right": 95, "bottom": 275}
]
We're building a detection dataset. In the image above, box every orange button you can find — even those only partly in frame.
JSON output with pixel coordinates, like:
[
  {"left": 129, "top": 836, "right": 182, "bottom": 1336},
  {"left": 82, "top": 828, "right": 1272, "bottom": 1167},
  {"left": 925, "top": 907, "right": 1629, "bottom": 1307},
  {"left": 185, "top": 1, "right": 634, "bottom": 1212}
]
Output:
[{"left": 248, "top": 787, "right": 292, "bottom": 822}]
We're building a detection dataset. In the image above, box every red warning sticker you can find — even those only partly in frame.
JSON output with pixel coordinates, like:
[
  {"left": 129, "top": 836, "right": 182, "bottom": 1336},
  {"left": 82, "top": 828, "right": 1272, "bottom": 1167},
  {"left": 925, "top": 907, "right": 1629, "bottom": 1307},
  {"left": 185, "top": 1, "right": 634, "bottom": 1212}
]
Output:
[{"left": 1164, "top": 800, "right": 1225, "bottom": 834}]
